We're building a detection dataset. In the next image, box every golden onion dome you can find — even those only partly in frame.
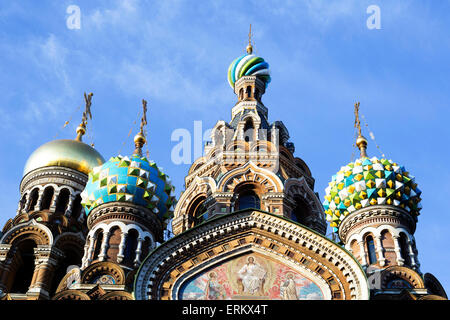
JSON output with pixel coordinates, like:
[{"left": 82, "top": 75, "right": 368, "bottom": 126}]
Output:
[{"left": 23, "top": 139, "right": 105, "bottom": 177}]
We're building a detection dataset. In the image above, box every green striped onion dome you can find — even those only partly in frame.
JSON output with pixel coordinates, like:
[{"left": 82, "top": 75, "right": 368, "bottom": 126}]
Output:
[
  {"left": 227, "top": 53, "right": 271, "bottom": 89},
  {"left": 80, "top": 154, "right": 176, "bottom": 226},
  {"left": 323, "top": 156, "right": 422, "bottom": 233}
]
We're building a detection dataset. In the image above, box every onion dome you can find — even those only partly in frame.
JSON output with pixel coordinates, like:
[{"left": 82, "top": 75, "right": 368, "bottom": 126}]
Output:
[
  {"left": 80, "top": 99, "right": 176, "bottom": 226},
  {"left": 23, "top": 139, "right": 105, "bottom": 177},
  {"left": 227, "top": 53, "right": 271, "bottom": 89},
  {"left": 322, "top": 157, "right": 422, "bottom": 232},
  {"left": 80, "top": 154, "right": 176, "bottom": 225},
  {"left": 323, "top": 103, "right": 422, "bottom": 232}
]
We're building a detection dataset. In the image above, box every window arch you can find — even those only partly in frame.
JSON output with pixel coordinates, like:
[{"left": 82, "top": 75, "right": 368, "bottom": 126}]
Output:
[
  {"left": 234, "top": 184, "right": 261, "bottom": 211},
  {"left": 239, "top": 88, "right": 244, "bottom": 100},
  {"left": 27, "top": 188, "right": 39, "bottom": 212},
  {"left": 187, "top": 195, "right": 207, "bottom": 227},
  {"left": 92, "top": 231, "right": 104, "bottom": 261},
  {"left": 243, "top": 119, "right": 254, "bottom": 142},
  {"left": 246, "top": 86, "right": 252, "bottom": 98},
  {"left": 55, "top": 189, "right": 70, "bottom": 214},
  {"left": 366, "top": 235, "right": 377, "bottom": 265},
  {"left": 399, "top": 233, "right": 411, "bottom": 266},
  {"left": 41, "top": 187, "right": 54, "bottom": 210},
  {"left": 123, "top": 229, "right": 139, "bottom": 266},
  {"left": 71, "top": 194, "right": 83, "bottom": 220},
  {"left": 10, "top": 239, "right": 37, "bottom": 293},
  {"left": 50, "top": 244, "right": 82, "bottom": 296},
  {"left": 291, "top": 196, "right": 311, "bottom": 226},
  {"left": 19, "top": 194, "right": 27, "bottom": 212}
]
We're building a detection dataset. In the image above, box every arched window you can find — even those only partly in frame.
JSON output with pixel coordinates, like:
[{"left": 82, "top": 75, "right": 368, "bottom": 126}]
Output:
[
  {"left": 246, "top": 86, "right": 252, "bottom": 98},
  {"left": 50, "top": 245, "right": 82, "bottom": 296},
  {"left": 399, "top": 233, "right": 411, "bottom": 266},
  {"left": 71, "top": 194, "right": 83, "bottom": 220},
  {"left": 187, "top": 196, "right": 207, "bottom": 227},
  {"left": 10, "top": 239, "right": 37, "bottom": 293},
  {"left": 27, "top": 188, "right": 39, "bottom": 212},
  {"left": 236, "top": 190, "right": 260, "bottom": 211},
  {"left": 41, "top": 187, "right": 54, "bottom": 210},
  {"left": 239, "top": 88, "right": 244, "bottom": 100},
  {"left": 291, "top": 196, "right": 311, "bottom": 226},
  {"left": 243, "top": 119, "right": 254, "bottom": 142},
  {"left": 19, "top": 194, "right": 27, "bottom": 212},
  {"left": 55, "top": 189, "right": 70, "bottom": 214},
  {"left": 366, "top": 235, "right": 377, "bottom": 265},
  {"left": 123, "top": 229, "right": 139, "bottom": 266},
  {"left": 92, "top": 231, "right": 103, "bottom": 261}
]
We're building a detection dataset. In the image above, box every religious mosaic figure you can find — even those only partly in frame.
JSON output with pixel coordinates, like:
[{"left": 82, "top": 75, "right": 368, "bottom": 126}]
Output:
[
  {"left": 204, "top": 272, "right": 226, "bottom": 300},
  {"left": 237, "top": 256, "right": 267, "bottom": 295},
  {"left": 280, "top": 272, "right": 298, "bottom": 300}
]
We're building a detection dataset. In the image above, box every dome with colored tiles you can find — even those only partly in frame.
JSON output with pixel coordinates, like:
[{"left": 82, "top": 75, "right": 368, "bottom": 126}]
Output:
[
  {"left": 227, "top": 53, "right": 271, "bottom": 89},
  {"left": 322, "top": 156, "right": 422, "bottom": 232},
  {"left": 80, "top": 154, "right": 176, "bottom": 226}
]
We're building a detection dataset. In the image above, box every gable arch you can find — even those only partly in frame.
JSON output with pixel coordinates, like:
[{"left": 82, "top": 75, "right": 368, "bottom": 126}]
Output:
[
  {"left": 217, "top": 161, "right": 283, "bottom": 193},
  {"left": 0, "top": 219, "right": 53, "bottom": 246}
]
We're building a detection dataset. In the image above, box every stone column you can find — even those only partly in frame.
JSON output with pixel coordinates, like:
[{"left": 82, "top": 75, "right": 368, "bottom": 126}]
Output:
[
  {"left": 29, "top": 246, "right": 62, "bottom": 299},
  {"left": 34, "top": 189, "right": 45, "bottom": 212},
  {"left": 358, "top": 240, "right": 367, "bottom": 267},
  {"left": 408, "top": 240, "right": 418, "bottom": 270},
  {"left": 85, "top": 234, "right": 97, "bottom": 267},
  {"left": 374, "top": 234, "right": 386, "bottom": 267},
  {"left": 117, "top": 232, "right": 128, "bottom": 263},
  {"left": 98, "top": 230, "right": 111, "bottom": 261},
  {"left": 50, "top": 190, "right": 60, "bottom": 212},
  {"left": 392, "top": 235, "right": 404, "bottom": 266},
  {"left": 65, "top": 194, "right": 76, "bottom": 217},
  {"left": 134, "top": 238, "right": 144, "bottom": 266}
]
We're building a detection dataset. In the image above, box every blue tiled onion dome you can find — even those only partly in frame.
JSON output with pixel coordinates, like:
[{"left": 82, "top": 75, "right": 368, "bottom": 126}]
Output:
[
  {"left": 227, "top": 54, "right": 271, "bottom": 89},
  {"left": 80, "top": 154, "right": 176, "bottom": 225},
  {"left": 323, "top": 156, "right": 422, "bottom": 233}
]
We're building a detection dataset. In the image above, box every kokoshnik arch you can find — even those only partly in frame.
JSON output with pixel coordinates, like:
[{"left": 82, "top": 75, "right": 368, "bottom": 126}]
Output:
[{"left": 0, "top": 33, "right": 446, "bottom": 301}]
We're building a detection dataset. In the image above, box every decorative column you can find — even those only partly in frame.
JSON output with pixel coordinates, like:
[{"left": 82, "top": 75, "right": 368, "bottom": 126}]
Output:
[
  {"left": 98, "top": 230, "right": 110, "bottom": 261},
  {"left": 65, "top": 194, "right": 76, "bottom": 217},
  {"left": 84, "top": 234, "right": 97, "bottom": 267},
  {"left": 358, "top": 240, "right": 367, "bottom": 267},
  {"left": 374, "top": 234, "right": 386, "bottom": 267},
  {"left": 408, "top": 240, "right": 418, "bottom": 270},
  {"left": 392, "top": 235, "right": 404, "bottom": 266},
  {"left": 133, "top": 238, "right": 144, "bottom": 267},
  {"left": 50, "top": 190, "right": 59, "bottom": 212},
  {"left": 28, "top": 246, "right": 63, "bottom": 299},
  {"left": 34, "top": 189, "right": 45, "bottom": 212},
  {"left": 117, "top": 232, "right": 128, "bottom": 264}
]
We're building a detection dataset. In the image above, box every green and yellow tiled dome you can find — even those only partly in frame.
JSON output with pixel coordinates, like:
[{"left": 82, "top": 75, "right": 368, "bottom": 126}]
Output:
[
  {"left": 80, "top": 154, "right": 176, "bottom": 226},
  {"left": 323, "top": 156, "right": 422, "bottom": 232}
]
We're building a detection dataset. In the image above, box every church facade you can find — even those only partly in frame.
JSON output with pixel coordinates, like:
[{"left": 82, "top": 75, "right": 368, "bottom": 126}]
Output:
[{"left": 0, "top": 42, "right": 446, "bottom": 301}]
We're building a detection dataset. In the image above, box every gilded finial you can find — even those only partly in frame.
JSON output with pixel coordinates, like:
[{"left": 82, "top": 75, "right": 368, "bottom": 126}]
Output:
[
  {"left": 133, "top": 99, "right": 148, "bottom": 156},
  {"left": 75, "top": 92, "right": 93, "bottom": 142},
  {"left": 354, "top": 102, "right": 368, "bottom": 158},
  {"left": 246, "top": 24, "right": 253, "bottom": 54}
]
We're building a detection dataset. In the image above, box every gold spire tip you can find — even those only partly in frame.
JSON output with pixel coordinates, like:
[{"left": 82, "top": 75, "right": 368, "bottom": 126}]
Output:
[
  {"left": 134, "top": 99, "right": 148, "bottom": 156},
  {"left": 246, "top": 24, "right": 253, "bottom": 54},
  {"left": 354, "top": 101, "right": 368, "bottom": 158}
]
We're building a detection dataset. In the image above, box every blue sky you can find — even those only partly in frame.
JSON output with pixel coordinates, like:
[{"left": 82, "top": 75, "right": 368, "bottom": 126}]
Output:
[{"left": 0, "top": 0, "right": 449, "bottom": 293}]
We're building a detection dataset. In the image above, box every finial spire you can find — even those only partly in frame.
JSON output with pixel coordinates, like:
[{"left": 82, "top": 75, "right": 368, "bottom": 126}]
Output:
[
  {"left": 246, "top": 24, "right": 253, "bottom": 54},
  {"left": 133, "top": 99, "right": 148, "bottom": 156},
  {"left": 354, "top": 101, "right": 368, "bottom": 158},
  {"left": 75, "top": 92, "right": 93, "bottom": 142}
]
